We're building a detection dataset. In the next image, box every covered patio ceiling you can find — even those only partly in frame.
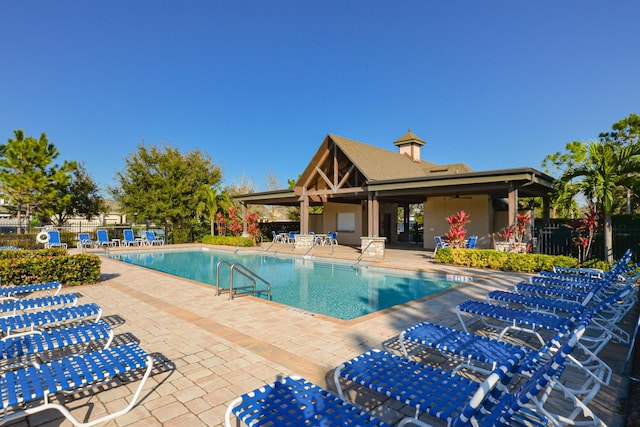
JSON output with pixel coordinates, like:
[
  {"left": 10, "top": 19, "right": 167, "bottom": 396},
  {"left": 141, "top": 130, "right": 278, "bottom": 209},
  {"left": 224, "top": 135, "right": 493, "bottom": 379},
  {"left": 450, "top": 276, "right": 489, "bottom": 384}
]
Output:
[{"left": 233, "top": 167, "right": 556, "bottom": 207}]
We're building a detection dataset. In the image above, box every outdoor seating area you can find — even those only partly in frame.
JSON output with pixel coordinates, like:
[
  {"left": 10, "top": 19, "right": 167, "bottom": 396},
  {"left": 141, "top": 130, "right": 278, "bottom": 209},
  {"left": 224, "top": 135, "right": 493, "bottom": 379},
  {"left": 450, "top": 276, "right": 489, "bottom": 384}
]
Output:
[
  {"left": 225, "top": 247, "right": 639, "bottom": 427},
  {"left": 72, "top": 228, "right": 165, "bottom": 249},
  {"left": 0, "top": 280, "right": 155, "bottom": 426},
  {"left": 433, "top": 234, "right": 477, "bottom": 255},
  {"left": 0, "top": 244, "right": 633, "bottom": 426},
  {"left": 270, "top": 230, "right": 338, "bottom": 246}
]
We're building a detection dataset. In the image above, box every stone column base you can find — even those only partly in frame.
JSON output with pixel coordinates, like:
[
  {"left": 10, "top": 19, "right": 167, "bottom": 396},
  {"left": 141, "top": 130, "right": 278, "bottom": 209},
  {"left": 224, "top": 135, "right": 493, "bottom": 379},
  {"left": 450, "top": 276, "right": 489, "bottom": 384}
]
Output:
[
  {"left": 360, "top": 237, "right": 386, "bottom": 257},
  {"left": 295, "top": 234, "right": 315, "bottom": 249}
]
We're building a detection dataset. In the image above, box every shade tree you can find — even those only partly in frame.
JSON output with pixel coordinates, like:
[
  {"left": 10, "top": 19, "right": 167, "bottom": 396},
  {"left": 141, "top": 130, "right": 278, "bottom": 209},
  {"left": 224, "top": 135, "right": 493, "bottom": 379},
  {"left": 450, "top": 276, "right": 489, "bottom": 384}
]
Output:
[
  {"left": 110, "top": 143, "right": 223, "bottom": 232},
  {"left": 0, "top": 130, "right": 76, "bottom": 232}
]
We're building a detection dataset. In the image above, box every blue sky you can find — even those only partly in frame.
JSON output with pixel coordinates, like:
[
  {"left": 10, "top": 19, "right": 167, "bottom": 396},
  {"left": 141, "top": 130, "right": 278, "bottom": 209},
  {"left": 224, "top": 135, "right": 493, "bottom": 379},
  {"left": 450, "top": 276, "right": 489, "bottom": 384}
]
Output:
[{"left": 1, "top": 1, "right": 638, "bottom": 193}]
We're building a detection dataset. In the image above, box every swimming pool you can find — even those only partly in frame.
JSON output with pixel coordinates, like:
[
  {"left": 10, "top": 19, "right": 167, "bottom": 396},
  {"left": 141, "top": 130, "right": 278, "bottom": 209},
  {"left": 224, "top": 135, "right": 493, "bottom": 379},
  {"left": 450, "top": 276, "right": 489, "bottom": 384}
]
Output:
[{"left": 108, "top": 249, "right": 472, "bottom": 320}]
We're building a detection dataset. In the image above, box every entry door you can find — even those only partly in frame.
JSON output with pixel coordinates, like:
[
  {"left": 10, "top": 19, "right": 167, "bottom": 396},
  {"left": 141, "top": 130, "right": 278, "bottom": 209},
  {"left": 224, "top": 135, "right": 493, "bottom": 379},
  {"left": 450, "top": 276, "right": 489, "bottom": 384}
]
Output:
[{"left": 383, "top": 213, "right": 392, "bottom": 240}]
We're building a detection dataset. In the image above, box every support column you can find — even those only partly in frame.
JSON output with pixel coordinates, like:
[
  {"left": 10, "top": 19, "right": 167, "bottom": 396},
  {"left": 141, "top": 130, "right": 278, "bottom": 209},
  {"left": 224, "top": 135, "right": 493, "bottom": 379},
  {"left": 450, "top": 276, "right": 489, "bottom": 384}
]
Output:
[
  {"left": 404, "top": 203, "right": 410, "bottom": 233},
  {"left": 300, "top": 194, "right": 309, "bottom": 234},
  {"left": 241, "top": 203, "right": 248, "bottom": 235},
  {"left": 542, "top": 196, "right": 551, "bottom": 226},
  {"left": 372, "top": 195, "right": 380, "bottom": 237},
  {"left": 367, "top": 193, "right": 374, "bottom": 237},
  {"left": 507, "top": 184, "right": 518, "bottom": 227}
]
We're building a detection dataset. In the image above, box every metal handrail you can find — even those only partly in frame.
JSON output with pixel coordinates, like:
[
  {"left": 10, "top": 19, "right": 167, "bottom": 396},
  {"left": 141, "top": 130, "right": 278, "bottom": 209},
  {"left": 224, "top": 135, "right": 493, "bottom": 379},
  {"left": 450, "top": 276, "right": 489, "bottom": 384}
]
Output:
[
  {"left": 216, "top": 259, "right": 271, "bottom": 300},
  {"left": 303, "top": 244, "right": 315, "bottom": 257},
  {"left": 264, "top": 240, "right": 278, "bottom": 252},
  {"left": 353, "top": 240, "right": 378, "bottom": 269},
  {"left": 230, "top": 263, "right": 271, "bottom": 301},
  {"left": 215, "top": 260, "right": 233, "bottom": 296}
]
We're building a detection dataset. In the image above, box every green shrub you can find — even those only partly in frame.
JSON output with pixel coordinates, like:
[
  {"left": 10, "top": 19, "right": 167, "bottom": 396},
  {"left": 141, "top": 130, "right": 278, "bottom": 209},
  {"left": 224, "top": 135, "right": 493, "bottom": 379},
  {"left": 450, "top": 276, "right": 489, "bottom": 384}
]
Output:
[
  {"left": 0, "top": 249, "right": 101, "bottom": 286},
  {"left": 434, "top": 248, "right": 580, "bottom": 273},
  {"left": 201, "top": 235, "right": 255, "bottom": 247},
  {"left": 579, "top": 258, "right": 612, "bottom": 272}
]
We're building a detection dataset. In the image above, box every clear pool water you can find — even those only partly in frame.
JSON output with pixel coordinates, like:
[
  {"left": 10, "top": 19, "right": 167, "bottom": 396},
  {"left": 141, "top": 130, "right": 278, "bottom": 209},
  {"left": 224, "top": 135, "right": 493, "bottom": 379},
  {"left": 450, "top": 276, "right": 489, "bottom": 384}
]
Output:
[{"left": 108, "top": 249, "right": 471, "bottom": 320}]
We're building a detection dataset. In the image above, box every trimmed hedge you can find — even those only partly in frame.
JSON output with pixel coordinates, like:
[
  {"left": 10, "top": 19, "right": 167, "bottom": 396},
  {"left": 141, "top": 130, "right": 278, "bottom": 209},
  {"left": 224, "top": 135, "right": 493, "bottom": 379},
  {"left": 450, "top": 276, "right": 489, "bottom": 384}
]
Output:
[
  {"left": 434, "top": 248, "right": 584, "bottom": 273},
  {"left": 0, "top": 248, "right": 101, "bottom": 286},
  {"left": 201, "top": 235, "right": 255, "bottom": 247}
]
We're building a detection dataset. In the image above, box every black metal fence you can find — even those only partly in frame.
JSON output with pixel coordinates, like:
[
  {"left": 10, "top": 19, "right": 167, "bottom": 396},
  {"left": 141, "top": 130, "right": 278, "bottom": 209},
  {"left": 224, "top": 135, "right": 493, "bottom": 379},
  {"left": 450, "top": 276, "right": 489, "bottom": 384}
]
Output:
[
  {"left": 0, "top": 223, "right": 169, "bottom": 249},
  {"left": 535, "top": 217, "right": 640, "bottom": 263}
]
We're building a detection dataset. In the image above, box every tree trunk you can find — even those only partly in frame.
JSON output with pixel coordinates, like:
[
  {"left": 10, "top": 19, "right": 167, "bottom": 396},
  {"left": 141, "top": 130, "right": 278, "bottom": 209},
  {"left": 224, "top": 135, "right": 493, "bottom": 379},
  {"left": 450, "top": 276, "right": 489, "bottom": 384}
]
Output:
[{"left": 604, "top": 211, "right": 613, "bottom": 264}]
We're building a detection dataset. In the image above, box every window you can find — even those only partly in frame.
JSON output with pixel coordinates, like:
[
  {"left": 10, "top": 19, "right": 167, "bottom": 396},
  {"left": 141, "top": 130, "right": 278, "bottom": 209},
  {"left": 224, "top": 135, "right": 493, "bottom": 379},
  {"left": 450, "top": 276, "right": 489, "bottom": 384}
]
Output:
[{"left": 337, "top": 212, "right": 355, "bottom": 232}]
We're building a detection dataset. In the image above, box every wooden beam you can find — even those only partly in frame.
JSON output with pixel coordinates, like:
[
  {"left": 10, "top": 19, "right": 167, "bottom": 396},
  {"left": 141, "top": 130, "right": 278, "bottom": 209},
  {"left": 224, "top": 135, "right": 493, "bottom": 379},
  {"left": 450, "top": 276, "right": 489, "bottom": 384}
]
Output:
[
  {"left": 315, "top": 167, "right": 334, "bottom": 191},
  {"left": 336, "top": 165, "right": 355, "bottom": 190},
  {"left": 304, "top": 187, "right": 366, "bottom": 196},
  {"left": 303, "top": 147, "right": 332, "bottom": 188}
]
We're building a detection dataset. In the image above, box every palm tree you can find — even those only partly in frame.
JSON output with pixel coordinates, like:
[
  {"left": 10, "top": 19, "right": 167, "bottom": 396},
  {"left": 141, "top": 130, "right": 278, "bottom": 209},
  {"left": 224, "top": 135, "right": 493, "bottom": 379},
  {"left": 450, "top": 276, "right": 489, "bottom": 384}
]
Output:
[
  {"left": 562, "top": 141, "right": 640, "bottom": 263},
  {"left": 195, "top": 185, "right": 232, "bottom": 236}
]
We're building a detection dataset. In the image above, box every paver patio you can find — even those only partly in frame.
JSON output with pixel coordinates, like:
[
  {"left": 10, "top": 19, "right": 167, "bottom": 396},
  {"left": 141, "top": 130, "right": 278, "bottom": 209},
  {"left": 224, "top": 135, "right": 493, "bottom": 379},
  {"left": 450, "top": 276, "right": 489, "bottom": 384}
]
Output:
[{"left": 9, "top": 243, "right": 635, "bottom": 426}]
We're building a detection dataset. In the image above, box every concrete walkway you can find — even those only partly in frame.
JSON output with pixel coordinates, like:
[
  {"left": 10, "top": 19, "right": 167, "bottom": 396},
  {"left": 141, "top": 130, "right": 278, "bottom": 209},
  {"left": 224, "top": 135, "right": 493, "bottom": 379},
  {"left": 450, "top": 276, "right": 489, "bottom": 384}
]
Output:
[{"left": 10, "top": 243, "right": 635, "bottom": 426}]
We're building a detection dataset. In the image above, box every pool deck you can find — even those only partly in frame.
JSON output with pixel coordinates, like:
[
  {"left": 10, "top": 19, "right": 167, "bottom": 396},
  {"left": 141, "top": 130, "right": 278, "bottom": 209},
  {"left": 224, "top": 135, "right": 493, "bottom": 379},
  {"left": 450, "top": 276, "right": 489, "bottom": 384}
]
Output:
[{"left": 13, "top": 242, "right": 636, "bottom": 426}]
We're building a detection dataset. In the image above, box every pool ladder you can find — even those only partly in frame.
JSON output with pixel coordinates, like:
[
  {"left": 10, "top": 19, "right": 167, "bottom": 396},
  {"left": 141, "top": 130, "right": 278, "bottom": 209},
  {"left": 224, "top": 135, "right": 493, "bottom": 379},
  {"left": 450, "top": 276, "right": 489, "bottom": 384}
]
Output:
[{"left": 215, "top": 260, "right": 271, "bottom": 301}]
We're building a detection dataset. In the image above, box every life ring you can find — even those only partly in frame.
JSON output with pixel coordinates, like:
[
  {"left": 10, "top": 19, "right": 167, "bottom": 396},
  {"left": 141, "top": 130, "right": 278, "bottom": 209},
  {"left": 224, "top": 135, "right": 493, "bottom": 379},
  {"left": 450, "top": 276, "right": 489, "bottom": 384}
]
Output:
[{"left": 36, "top": 231, "right": 49, "bottom": 244}]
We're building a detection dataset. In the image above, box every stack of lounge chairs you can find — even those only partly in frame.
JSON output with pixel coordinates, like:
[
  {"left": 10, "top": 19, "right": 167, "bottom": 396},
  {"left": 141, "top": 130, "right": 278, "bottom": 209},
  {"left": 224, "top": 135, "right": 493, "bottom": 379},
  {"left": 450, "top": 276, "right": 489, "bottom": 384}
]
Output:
[
  {"left": 0, "top": 280, "right": 154, "bottom": 426},
  {"left": 226, "top": 249, "right": 639, "bottom": 427}
]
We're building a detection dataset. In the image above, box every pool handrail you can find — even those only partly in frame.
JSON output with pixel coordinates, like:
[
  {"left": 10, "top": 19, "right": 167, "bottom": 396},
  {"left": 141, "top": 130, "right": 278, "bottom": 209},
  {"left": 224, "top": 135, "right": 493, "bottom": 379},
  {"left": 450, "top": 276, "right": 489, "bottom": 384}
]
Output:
[{"left": 215, "top": 260, "right": 271, "bottom": 301}]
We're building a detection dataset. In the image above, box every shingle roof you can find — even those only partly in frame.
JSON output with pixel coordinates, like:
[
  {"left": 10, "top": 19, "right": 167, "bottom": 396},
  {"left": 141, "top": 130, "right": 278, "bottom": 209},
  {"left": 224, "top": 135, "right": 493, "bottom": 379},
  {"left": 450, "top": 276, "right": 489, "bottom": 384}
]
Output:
[{"left": 328, "top": 133, "right": 473, "bottom": 182}]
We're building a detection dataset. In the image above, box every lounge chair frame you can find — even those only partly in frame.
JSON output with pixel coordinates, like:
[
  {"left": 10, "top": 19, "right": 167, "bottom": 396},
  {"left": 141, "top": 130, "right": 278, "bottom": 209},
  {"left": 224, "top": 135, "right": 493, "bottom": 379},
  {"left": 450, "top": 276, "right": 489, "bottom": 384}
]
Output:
[
  {"left": 0, "top": 343, "right": 153, "bottom": 427},
  {"left": 0, "top": 303, "right": 102, "bottom": 338},
  {"left": 0, "top": 293, "right": 78, "bottom": 317},
  {"left": 0, "top": 320, "right": 114, "bottom": 371},
  {"left": 225, "top": 375, "right": 426, "bottom": 427},
  {"left": 0, "top": 282, "right": 61, "bottom": 298}
]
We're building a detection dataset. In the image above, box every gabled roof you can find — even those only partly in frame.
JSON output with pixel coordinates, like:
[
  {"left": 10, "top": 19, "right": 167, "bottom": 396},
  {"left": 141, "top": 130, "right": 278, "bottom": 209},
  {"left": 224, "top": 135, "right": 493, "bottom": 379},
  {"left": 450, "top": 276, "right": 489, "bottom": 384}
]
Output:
[
  {"left": 233, "top": 131, "right": 555, "bottom": 207},
  {"left": 299, "top": 133, "right": 473, "bottom": 184}
]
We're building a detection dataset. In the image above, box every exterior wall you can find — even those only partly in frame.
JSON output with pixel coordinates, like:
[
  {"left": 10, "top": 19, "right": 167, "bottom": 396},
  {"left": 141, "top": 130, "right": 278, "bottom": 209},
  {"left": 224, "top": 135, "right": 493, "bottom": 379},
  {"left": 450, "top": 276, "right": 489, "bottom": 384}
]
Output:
[
  {"left": 322, "top": 202, "right": 363, "bottom": 246},
  {"left": 309, "top": 214, "right": 323, "bottom": 233},
  {"left": 423, "top": 195, "right": 492, "bottom": 249},
  {"left": 493, "top": 210, "right": 509, "bottom": 246}
]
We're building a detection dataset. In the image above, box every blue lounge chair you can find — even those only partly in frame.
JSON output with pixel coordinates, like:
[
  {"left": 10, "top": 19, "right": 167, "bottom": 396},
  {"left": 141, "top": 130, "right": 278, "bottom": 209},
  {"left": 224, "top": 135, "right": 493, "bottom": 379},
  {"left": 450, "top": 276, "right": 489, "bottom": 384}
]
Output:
[
  {"left": 44, "top": 230, "right": 67, "bottom": 249},
  {"left": 122, "top": 229, "right": 140, "bottom": 246},
  {"left": 433, "top": 236, "right": 448, "bottom": 255},
  {"left": 400, "top": 296, "right": 616, "bottom": 389},
  {"left": 96, "top": 229, "right": 114, "bottom": 247},
  {"left": 456, "top": 283, "right": 634, "bottom": 345},
  {"left": 327, "top": 231, "right": 338, "bottom": 245},
  {"left": 486, "top": 267, "right": 622, "bottom": 315},
  {"left": 0, "top": 302, "right": 102, "bottom": 338},
  {"left": 336, "top": 322, "right": 594, "bottom": 426},
  {"left": 0, "top": 343, "right": 153, "bottom": 426},
  {"left": 0, "top": 293, "right": 78, "bottom": 316},
  {"left": 534, "top": 248, "right": 632, "bottom": 285},
  {"left": 515, "top": 281, "right": 590, "bottom": 301},
  {"left": 76, "top": 232, "right": 96, "bottom": 249},
  {"left": 0, "top": 281, "right": 61, "bottom": 298},
  {"left": 0, "top": 320, "right": 114, "bottom": 370},
  {"left": 225, "top": 375, "right": 423, "bottom": 427},
  {"left": 144, "top": 230, "right": 164, "bottom": 246},
  {"left": 465, "top": 235, "right": 478, "bottom": 248}
]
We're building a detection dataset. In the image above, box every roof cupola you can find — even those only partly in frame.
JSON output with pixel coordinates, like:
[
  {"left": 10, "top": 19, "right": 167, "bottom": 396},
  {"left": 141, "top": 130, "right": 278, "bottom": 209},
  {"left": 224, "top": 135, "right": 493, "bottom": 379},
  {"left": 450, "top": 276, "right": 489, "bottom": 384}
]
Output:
[{"left": 393, "top": 128, "right": 425, "bottom": 162}]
